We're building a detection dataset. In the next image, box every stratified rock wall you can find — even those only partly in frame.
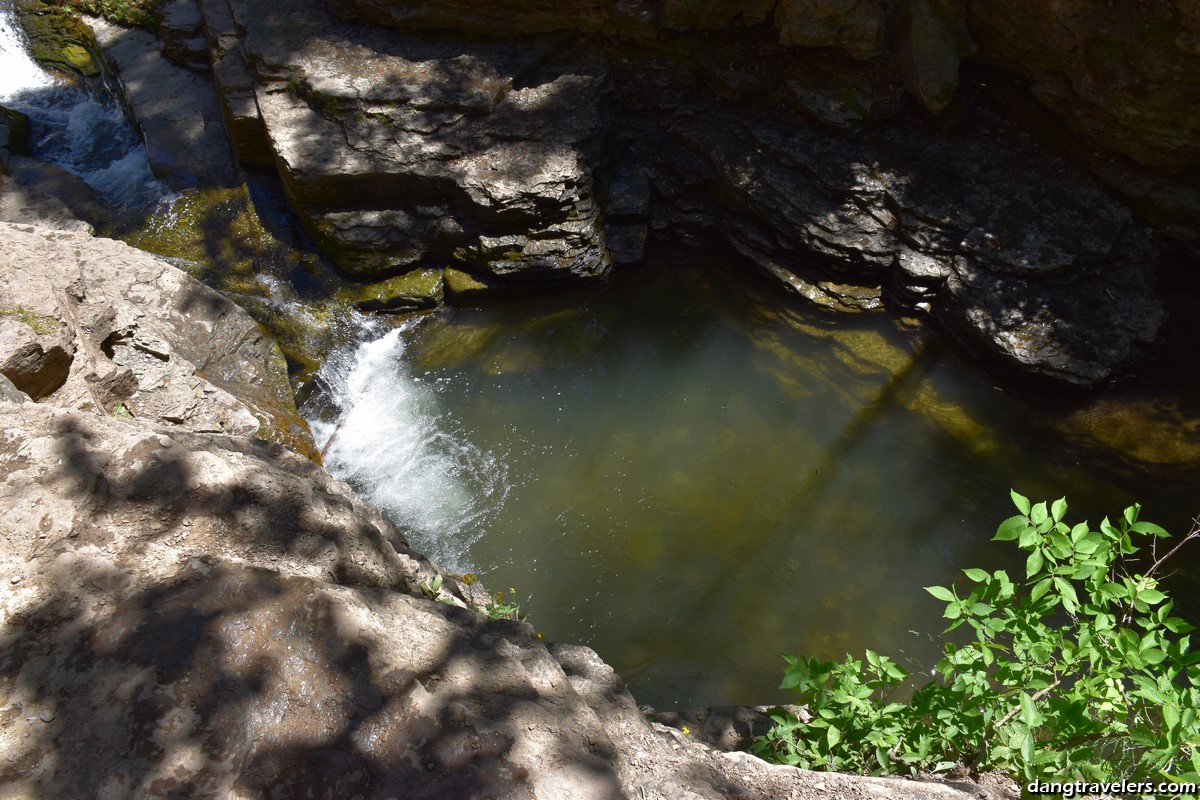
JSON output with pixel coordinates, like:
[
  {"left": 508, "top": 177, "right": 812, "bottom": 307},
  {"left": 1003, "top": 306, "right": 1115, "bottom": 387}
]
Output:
[{"left": 164, "top": 0, "right": 1174, "bottom": 386}]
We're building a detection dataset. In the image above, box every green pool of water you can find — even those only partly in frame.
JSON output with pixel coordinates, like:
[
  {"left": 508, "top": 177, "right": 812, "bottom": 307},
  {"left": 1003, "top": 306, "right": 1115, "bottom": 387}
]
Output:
[{"left": 314, "top": 259, "right": 1200, "bottom": 710}]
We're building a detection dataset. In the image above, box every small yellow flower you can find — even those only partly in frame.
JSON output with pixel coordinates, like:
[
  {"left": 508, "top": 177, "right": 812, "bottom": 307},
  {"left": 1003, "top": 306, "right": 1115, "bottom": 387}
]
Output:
[
  {"left": 462, "top": 573, "right": 476, "bottom": 586},
  {"left": 509, "top": 587, "right": 516, "bottom": 596},
  {"left": 495, "top": 591, "right": 503, "bottom": 603},
  {"left": 681, "top": 725, "right": 691, "bottom": 736},
  {"left": 537, "top": 632, "right": 544, "bottom": 639}
]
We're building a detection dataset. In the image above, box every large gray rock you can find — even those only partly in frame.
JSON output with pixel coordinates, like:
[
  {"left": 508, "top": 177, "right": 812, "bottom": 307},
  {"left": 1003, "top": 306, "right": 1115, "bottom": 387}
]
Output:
[
  {"left": 634, "top": 86, "right": 1165, "bottom": 384},
  {"left": 774, "top": 0, "right": 888, "bottom": 60},
  {"left": 196, "top": 0, "right": 612, "bottom": 286},
  {"left": 0, "top": 222, "right": 314, "bottom": 454},
  {"left": 84, "top": 16, "right": 236, "bottom": 188}
]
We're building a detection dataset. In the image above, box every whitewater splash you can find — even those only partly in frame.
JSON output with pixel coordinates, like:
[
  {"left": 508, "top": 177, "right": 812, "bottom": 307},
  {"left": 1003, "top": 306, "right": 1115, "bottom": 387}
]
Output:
[
  {"left": 309, "top": 321, "right": 510, "bottom": 573},
  {"left": 0, "top": 5, "right": 164, "bottom": 213}
]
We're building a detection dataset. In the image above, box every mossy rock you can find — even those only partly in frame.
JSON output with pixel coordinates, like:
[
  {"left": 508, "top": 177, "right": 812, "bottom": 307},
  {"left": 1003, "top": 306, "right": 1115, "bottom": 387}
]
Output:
[
  {"left": 335, "top": 269, "right": 444, "bottom": 312},
  {"left": 15, "top": 1, "right": 102, "bottom": 76},
  {"left": 444, "top": 268, "right": 515, "bottom": 306}
]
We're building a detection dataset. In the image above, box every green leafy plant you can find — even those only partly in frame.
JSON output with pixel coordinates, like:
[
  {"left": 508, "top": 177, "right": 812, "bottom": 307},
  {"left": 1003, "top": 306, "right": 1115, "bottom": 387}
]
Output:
[
  {"left": 753, "top": 493, "right": 1200, "bottom": 794},
  {"left": 483, "top": 586, "right": 523, "bottom": 622}
]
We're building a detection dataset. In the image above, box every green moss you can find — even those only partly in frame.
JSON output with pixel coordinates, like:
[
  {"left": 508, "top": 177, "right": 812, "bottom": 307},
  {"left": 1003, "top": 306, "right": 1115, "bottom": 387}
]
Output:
[
  {"left": 0, "top": 306, "right": 60, "bottom": 335},
  {"left": 15, "top": 0, "right": 102, "bottom": 76},
  {"left": 335, "top": 269, "right": 445, "bottom": 312}
]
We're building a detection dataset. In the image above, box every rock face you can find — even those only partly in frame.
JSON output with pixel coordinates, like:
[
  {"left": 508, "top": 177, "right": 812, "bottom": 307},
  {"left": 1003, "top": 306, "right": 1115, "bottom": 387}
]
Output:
[
  {"left": 0, "top": 222, "right": 313, "bottom": 454},
  {"left": 165, "top": 0, "right": 1171, "bottom": 386},
  {"left": 196, "top": 0, "right": 611, "bottom": 289},
  {"left": 0, "top": 223, "right": 1001, "bottom": 800},
  {"left": 17, "top": 0, "right": 1189, "bottom": 387},
  {"left": 85, "top": 15, "right": 237, "bottom": 188}
]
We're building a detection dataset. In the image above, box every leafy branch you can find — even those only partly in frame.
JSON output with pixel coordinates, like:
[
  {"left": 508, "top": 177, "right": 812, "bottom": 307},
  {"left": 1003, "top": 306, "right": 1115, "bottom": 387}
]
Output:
[{"left": 753, "top": 494, "right": 1200, "bottom": 796}]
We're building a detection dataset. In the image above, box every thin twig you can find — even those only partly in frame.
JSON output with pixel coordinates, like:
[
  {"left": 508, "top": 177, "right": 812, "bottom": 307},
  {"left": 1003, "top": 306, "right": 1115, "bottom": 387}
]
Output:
[
  {"left": 1143, "top": 517, "right": 1200, "bottom": 580},
  {"left": 993, "top": 679, "right": 1062, "bottom": 731}
]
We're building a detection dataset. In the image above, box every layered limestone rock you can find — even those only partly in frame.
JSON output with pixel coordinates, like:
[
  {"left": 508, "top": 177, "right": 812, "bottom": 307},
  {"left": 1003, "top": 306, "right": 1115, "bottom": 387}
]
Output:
[
  {"left": 615, "top": 56, "right": 1165, "bottom": 385},
  {"left": 195, "top": 0, "right": 611, "bottom": 290},
  {"left": 0, "top": 222, "right": 313, "bottom": 454},
  {"left": 13, "top": 0, "right": 1181, "bottom": 385},
  {"left": 85, "top": 16, "right": 237, "bottom": 188},
  {"left": 176, "top": 0, "right": 1165, "bottom": 386}
]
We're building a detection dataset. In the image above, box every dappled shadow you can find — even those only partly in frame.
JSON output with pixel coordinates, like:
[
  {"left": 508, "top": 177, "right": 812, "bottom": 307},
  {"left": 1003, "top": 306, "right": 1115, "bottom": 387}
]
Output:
[{"left": 0, "top": 404, "right": 629, "bottom": 798}]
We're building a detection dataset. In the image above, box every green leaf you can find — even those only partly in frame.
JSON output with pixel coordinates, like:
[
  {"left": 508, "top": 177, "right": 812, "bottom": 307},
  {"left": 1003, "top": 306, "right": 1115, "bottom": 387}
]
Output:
[
  {"left": 1054, "top": 577, "right": 1079, "bottom": 614},
  {"left": 1029, "top": 577, "right": 1053, "bottom": 603},
  {"left": 1070, "top": 522, "right": 1090, "bottom": 544},
  {"left": 1019, "top": 692, "right": 1042, "bottom": 727},
  {"left": 1130, "top": 521, "right": 1169, "bottom": 538},
  {"left": 926, "top": 586, "right": 955, "bottom": 602},
  {"left": 995, "top": 515, "right": 1029, "bottom": 542},
  {"left": 827, "top": 725, "right": 841, "bottom": 749},
  {"left": 963, "top": 568, "right": 990, "bottom": 583},
  {"left": 1030, "top": 502, "right": 1048, "bottom": 526},
  {"left": 1026, "top": 549, "right": 1044, "bottom": 578},
  {"left": 1051, "top": 497, "right": 1067, "bottom": 523},
  {"left": 1011, "top": 490, "right": 1031, "bottom": 515},
  {"left": 1139, "top": 588, "right": 1167, "bottom": 605}
]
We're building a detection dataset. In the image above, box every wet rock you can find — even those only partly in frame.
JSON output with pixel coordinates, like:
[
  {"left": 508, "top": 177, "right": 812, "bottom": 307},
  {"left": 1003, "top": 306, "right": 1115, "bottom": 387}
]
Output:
[
  {"left": 774, "top": 0, "right": 887, "bottom": 60},
  {"left": 335, "top": 268, "right": 445, "bottom": 312},
  {"left": 898, "top": 0, "right": 975, "bottom": 112},
  {"left": 0, "top": 222, "right": 314, "bottom": 454},
  {"left": 644, "top": 91, "right": 1164, "bottom": 384},
  {"left": 0, "top": 105, "right": 30, "bottom": 161},
  {"left": 84, "top": 16, "right": 237, "bottom": 188}
]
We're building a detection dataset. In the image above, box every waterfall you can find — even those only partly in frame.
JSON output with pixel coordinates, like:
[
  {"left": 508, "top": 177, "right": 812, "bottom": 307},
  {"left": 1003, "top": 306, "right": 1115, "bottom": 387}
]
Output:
[
  {"left": 308, "top": 321, "right": 510, "bottom": 573},
  {"left": 0, "top": 4, "right": 164, "bottom": 213}
]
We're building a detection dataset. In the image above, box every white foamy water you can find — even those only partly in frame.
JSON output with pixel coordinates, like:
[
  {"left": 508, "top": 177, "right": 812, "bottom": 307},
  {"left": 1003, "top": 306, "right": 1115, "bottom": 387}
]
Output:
[
  {"left": 0, "top": 5, "right": 165, "bottom": 212},
  {"left": 310, "top": 322, "right": 510, "bottom": 572},
  {"left": 0, "top": 5, "right": 56, "bottom": 98}
]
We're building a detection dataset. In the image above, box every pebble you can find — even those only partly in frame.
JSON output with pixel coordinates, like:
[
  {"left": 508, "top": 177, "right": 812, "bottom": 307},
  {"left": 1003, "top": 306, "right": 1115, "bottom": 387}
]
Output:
[{"left": 9, "top": 575, "right": 20, "bottom": 584}]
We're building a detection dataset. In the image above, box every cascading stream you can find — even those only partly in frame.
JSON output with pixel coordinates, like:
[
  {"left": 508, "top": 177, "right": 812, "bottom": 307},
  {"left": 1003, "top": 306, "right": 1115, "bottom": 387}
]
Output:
[
  {"left": 308, "top": 320, "right": 511, "bottom": 574},
  {"left": 0, "top": 4, "right": 163, "bottom": 214}
]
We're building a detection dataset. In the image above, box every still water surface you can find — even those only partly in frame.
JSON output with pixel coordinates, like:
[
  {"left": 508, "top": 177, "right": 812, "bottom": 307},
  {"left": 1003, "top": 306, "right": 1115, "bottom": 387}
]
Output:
[{"left": 313, "top": 262, "right": 1200, "bottom": 709}]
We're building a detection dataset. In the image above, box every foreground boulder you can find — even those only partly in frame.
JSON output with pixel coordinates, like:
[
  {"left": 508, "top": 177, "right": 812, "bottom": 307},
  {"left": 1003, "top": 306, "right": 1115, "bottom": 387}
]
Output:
[{"left": 0, "top": 222, "right": 313, "bottom": 454}]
